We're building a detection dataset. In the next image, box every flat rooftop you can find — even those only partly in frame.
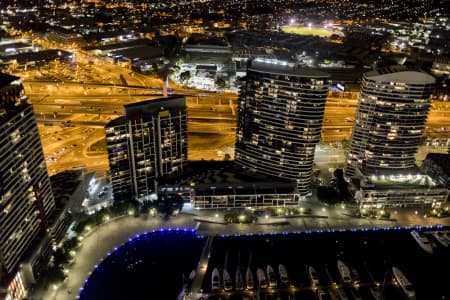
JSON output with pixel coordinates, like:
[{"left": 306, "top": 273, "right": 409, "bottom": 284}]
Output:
[
  {"left": 365, "top": 65, "right": 435, "bottom": 84},
  {"left": 249, "top": 58, "right": 329, "bottom": 78},
  {"left": 181, "top": 162, "right": 297, "bottom": 196},
  {"left": 0, "top": 72, "right": 19, "bottom": 89},
  {"left": 368, "top": 173, "right": 437, "bottom": 189}
]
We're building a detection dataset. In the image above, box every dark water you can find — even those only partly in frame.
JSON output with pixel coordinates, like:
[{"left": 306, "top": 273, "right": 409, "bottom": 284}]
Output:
[
  {"left": 78, "top": 229, "right": 205, "bottom": 300},
  {"left": 79, "top": 228, "right": 450, "bottom": 300}
]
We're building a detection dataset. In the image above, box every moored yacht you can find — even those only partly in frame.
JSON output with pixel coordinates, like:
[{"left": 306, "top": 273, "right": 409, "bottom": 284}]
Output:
[
  {"left": 337, "top": 259, "right": 352, "bottom": 284},
  {"left": 350, "top": 286, "right": 362, "bottom": 300},
  {"left": 307, "top": 265, "right": 320, "bottom": 286},
  {"left": 316, "top": 288, "right": 327, "bottom": 300},
  {"left": 223, "top": 268, "right": 233, "bottom": 291},
  {"left": 212, "top": 268, "right": 221, "bottom": 292},
  {"left": 256, "top": 267, "right": 268, "bottom": 289},
  {"left": 410, "top": 230, "right": 434, "bottom": 254},
  {"left": 278, "top": 264, "right": 289, "bottom": 284},
  {"left": 431, "top": 231, "right": 449, "bottom": 248},
  {"left": 392, "top": 266, "right": 416, "bottom": 299},
  {"left": 369, "top": 286, "right": 382, "bottom": 300},
  {"left": 235, "top": 268, "right": 244, "bottom": 291},
  {"left": 245, "top": 267, "right": 254, "bottom": 290},
  {"left": 266, "top": 264, "right": 277, "bottom": 288},
  {"left": 236, "top": 250, "right": 244, "bottom": 291}
]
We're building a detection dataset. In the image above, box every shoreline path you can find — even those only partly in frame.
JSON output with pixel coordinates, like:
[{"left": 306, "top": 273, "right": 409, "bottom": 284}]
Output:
[{"left": 30, "top": 206, "right": 450, "bottom": 300}]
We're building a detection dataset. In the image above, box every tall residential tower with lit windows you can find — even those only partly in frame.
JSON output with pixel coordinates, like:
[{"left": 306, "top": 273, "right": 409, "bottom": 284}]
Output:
[
  {"left": 0, "top": 73, "right": 55, "bottom": 297},
  {"left": 343, "top": 67, "right": 448, "bottom": 209},
  {"left": 234, "top": 58, "right": 329, "bottom": 198},
  {"left": 345, "top": 66, "right": 435, "bottom": 178},
  {"left": 105, "top": 96, "right": 187, "bottom": 202}
]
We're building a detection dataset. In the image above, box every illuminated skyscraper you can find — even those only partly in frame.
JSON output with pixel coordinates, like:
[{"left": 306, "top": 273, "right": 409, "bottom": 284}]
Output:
[
  {"left": 235, "top": 58, "right": 329, "bottom": 198},
  {"left": 0, "top": 73, "right": 55, "bottom": 274},
  {"left": 345, "top": 66, "right": 435, "bottom": 178},
  {"left": 105, "top": 96, "right": 187, "bottom": 202}
]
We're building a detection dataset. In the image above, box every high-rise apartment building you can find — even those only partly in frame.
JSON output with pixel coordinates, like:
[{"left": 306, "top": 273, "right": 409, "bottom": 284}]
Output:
[
  {"left": 345, "top": 66, "right": 435, "bottom": 178},
  {"left": 105, "top": 96, "right": 187, "bottom": 202},
  {"left": 235, "top": 58, "right": 329, "bottom": 197},
  {"left": 0, "top": 73, "right": 55, "bottom": 274}
]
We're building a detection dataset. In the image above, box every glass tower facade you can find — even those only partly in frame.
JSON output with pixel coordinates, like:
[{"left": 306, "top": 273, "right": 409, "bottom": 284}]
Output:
[
  {"left": 106, "top": 96, "right": 187, "bottom": 202},
  {"left": 345, "top": 66, "right": 435, "bottom": 178},
  {"left": 235, "top": 59, "right": 329, "bottom": 197},
  {"left": 0, "top": 73, "right": 55, "bottom": 274}
]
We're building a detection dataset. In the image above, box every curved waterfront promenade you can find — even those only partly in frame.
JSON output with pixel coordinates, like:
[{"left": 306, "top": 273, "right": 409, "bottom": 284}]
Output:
[{"left": 29, "top": 206, "right": 449, "bottom": 300}]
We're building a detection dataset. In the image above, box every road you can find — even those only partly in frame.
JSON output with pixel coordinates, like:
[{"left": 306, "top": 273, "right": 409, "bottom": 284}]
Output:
[{"left": 14, "top": 71, "right": 450, "bottom": 176}]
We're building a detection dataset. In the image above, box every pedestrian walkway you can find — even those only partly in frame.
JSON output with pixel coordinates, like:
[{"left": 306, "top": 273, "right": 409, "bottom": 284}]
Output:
[
  {"left": 190, "top": 236, "right": 214, "bottom": 299},
  {"left": 28, "top": 206, "right": 450, "bottom": 300}
]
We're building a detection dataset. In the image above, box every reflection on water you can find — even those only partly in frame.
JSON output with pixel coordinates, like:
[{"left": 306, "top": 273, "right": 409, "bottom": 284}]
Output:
[{"left": 79, "top": 228, "right": 450, "bottom": 300}]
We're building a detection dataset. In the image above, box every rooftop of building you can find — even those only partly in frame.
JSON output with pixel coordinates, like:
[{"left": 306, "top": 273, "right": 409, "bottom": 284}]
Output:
[
  {"left": 185, "top": 33, "right": 230, "bottom": 47},
  {"left": 124, "top": 95, "right": 185, "bottom": 109},
  {"left": 167, "top": 161, "right": 297, "bottom": 196},
  {"left": 248, "top": 58, "right": 329, "bottom": 78},
  {"left": 50, "top": 169, "right": 84, "bottom": 205},
  {"left": 82, "top": 38, "right": 156, "bottom": 52},
  {"left": 364, "top": 173, "right": 437, "bottom": 189},
  {"left": 0, "top": 72, "right": 19, "bottom": 89},
  {"left": 105, "top": 115, "right": 126, "bottom": 127},
  {"left": 110, "top": 45, "right": 163, "bottom": 60},
  {"left": 0, "top": 41, "right": 33, "bottom": 53},
  {"left": 3, "top": 49, "right": 73, "bottom": 64},
  {"left": 364, "top": 65, "right": 435, "bottom": 84}
]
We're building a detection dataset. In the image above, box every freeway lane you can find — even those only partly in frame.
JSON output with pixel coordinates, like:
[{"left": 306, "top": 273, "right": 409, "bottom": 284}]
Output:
[{"left": 27, "top": 79, "right": 449, "bottom": 176}]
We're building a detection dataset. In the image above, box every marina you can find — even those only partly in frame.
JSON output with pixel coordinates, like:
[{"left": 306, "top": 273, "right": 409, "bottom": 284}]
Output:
[
  {"left": 410, "top": 230, "right": 434, "bottom": 254},
  {"left": 278, "top": 264, "right": 289, "bottom": 285},
  {"left": 78, "top": 228, "right": 450, "bottom": 300},
  {"left": 428, "top": 230, "right": 450, "bottom": 248},
  {"left": 337, "top": 260, "right": 352, "bottom": 284},
  {"left": 392, "top": 266, "right": 416, "bottom": 299},
  {"left": 198, "top": 228, "right": 450, "bottom": 300}
]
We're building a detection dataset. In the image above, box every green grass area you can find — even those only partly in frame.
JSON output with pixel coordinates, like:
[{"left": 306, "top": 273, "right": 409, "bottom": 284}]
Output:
[{"left": 281, "top": 26, "right": 334, "bottom": 37}]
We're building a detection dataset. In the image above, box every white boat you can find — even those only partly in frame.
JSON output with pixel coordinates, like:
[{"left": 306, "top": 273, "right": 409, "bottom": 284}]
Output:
[
  {"left": 350, "top": 267, "right": 360, "bottom": 284},
  {"left": 410, "top": 230, "right": 434, "bottom": 254},
  {"left": 307, "top": 265, "right": 320, "bottom": 286},
  {"left": 369, "top": 286, "right": 382, "bottom": 300},
  {"left": 278, "top": 264, "right": 289, "bottom": 284},
  {"left": 392, "top": 266, "right": 415, "bottom": 299},
  {"left": 316, "top": 288, "right": 327, "bottom": 300},
  {"left": 337, "top": 260, "right": 352, "bottom": 283},
  {"left": 236, "top": 250, "right": 244, "bottom": 291},
  {"left": 335, "top": 287, "right": 349, "bottom": 300},
  {"left": 235, "top": 268, "right": 244, "bottom": 291},
  {"left": 431, "top": 231, "right": 449, "bottom": 248},
  {"left": 246, "top": 267, "right": 254, "bottom": 290},
  {"left": 223, "top": 268, "right": 233, "bottom": 291},
  {"left": 256, "top": 267, "right": 268, "bottom": 289},
  {"left": 211, "top": 267, "right": 221, "bottom": 292},
  {"left": 350, "top": 286, "right": 362, "bottom": 300},
  {"left": 327, "top": 288, "right": 340, "bottom": 300},
  {"left": 266, "top": 264, "right": 277, "bottom": 288}
]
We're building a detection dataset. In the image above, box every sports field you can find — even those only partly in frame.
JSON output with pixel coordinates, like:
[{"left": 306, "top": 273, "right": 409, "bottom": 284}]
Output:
[{"left": 282, "top": 26, "right": 334, "bottom": 37}]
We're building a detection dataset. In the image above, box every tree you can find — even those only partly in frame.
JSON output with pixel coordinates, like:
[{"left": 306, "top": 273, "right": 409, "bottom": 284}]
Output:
[
  {"left": 215, "top": 78, "right": 227, "bottom": 89},
  {"left": 40, "top": 266, "right": 66, "bottom": 288},
  {"left": 317, "top": 186, "right": 341, "bottom": 204},
  {"left": 63, "top": 237, "right": 80, "bottom": 251},
  {"left": 53, "top": 248, "right": 71, "bottom": 266},
  {"left": 156, "top": 194, "right": 184, "bottom": 218},
  {"left": 179, "top": 70, "right": 190, "bottom": 82},
  {"left": 333, "top": 169, "right": 350, "bottom": 201}
]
